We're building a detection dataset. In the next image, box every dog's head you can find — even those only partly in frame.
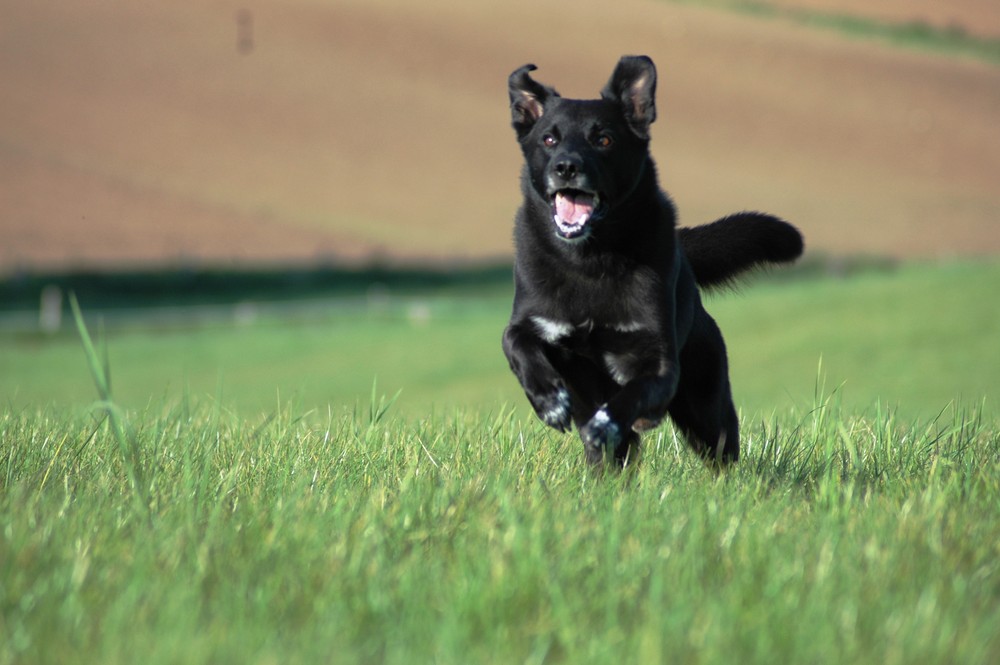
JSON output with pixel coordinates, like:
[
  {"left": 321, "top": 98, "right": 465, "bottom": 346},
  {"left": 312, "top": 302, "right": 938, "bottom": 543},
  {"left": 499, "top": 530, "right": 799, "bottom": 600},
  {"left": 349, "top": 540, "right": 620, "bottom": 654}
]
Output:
[{"left": 509, "top": 55, "right": 657, "bottom": 243}]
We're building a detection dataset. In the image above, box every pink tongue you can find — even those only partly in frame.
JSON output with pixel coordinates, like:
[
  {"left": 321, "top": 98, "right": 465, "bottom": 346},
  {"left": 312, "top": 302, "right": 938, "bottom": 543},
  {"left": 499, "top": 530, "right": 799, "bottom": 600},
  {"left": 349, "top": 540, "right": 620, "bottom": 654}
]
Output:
[{"left": 554, "top": 191, "right": 595, "bottom": 225}]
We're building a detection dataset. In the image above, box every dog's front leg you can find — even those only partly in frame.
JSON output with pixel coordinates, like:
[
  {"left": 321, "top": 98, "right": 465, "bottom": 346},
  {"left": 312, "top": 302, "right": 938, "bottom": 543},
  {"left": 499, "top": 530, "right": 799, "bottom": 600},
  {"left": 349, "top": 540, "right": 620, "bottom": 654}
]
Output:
[
  {"left": 502, "top": 323, "right": 572, "bottom": 432},
  {"left": 579, "top": 362, "right": 680, "bottom": 461}
]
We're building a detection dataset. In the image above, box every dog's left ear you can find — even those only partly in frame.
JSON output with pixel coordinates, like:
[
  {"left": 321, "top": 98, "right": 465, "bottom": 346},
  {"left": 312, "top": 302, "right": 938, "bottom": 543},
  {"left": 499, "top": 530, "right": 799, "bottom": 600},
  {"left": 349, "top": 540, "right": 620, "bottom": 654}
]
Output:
[{"left": 602, "top": 55, "right": 657, "bottom": 140}]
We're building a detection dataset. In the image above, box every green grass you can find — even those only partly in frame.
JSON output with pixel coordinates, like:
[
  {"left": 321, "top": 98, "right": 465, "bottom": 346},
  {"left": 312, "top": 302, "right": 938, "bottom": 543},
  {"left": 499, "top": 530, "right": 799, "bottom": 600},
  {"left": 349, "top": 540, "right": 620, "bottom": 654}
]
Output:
[
  {"left": 2, "top": 393, "right": 998, "bottom": 663},
  {"left": 670, "top": 0, "right": 1000, "bottom": 65},
  {"left": 711, "top": 259, "right": 1000, "bottom": 419},
  {"left": 2, "top": 260, "right": 997, "bottom": 420},
  {"left": 2, "top": 260, "right": 999, "bottom": 663}
]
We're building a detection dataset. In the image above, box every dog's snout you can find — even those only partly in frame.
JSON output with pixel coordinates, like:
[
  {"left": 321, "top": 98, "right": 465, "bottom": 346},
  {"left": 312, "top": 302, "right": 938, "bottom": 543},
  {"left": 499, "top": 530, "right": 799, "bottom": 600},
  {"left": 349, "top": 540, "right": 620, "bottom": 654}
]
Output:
[
  {"left": 554, "top": 160, "right": 578, "bottom": 181},
  {"left": 547, "top": 152, "right": 595, "bottom": 197},
  {"left": 552, "top": 152, "right": 584, "bottom": 186}
]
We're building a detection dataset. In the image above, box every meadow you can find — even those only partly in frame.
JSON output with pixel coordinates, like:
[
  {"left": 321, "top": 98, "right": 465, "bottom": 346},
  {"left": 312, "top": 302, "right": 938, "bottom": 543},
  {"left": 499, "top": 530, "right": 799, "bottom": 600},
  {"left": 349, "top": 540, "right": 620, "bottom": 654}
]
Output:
[
  {"left": 2, "top": 259, "right": 997, "bottom": 419},
  {"left": 2, "top": 260, "right": 999, "bottom": 663},
  {"left": 4, "top": 0, "right": 1000, "bottom": 660}
]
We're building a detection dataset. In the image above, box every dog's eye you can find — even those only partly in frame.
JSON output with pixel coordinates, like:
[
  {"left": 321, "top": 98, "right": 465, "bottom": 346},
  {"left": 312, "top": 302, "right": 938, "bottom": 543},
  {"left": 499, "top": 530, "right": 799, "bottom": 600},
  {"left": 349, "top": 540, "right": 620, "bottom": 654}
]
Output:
[
  {"left": 542, "top": 134, "right": 559, "bottom": 148},
  {"left": 594, "top": 134, "right": 613, "bottom": 148}
]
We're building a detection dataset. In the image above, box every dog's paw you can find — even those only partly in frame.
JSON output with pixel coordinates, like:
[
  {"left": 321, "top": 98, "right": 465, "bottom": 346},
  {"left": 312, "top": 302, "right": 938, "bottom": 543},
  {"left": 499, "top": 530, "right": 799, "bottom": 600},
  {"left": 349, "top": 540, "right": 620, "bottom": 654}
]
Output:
[
  {"left": 631, "top": 417, "right": 661, "bottom": 433},
  {"left": 531, "top": 386, "right": 572, "bottom": 432},
  {"left": 580, "top": 407, "right": 622, "bottom": 463}
]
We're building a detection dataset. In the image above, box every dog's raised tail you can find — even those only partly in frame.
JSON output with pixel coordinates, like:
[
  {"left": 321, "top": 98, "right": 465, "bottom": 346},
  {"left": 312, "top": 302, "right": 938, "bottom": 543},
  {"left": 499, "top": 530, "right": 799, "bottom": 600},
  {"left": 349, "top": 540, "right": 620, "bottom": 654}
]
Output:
[{"left": 679, "top": 212, "right": 804, "bottom": 289}]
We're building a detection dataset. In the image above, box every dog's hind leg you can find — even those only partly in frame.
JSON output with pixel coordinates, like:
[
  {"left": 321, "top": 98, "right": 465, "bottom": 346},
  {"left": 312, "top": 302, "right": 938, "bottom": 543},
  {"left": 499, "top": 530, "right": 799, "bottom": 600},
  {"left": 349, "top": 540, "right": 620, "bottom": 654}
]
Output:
[
  {"left": 667, "top": 315, "right": 740, "bottom": 466},
  {"left": 669, "top": 390, "right": 739, "bottom": 467}
]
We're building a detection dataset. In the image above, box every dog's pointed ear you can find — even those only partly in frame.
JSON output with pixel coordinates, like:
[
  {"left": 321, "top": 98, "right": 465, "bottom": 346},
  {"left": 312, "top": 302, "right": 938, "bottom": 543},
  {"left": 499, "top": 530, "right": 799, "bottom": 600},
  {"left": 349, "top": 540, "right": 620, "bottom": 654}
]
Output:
[
  {"left": 509, "top": 64, "right": 559, "bottom": 137},
  {"left": 601, "top": 55, "right": 657, "bottom": 139}
]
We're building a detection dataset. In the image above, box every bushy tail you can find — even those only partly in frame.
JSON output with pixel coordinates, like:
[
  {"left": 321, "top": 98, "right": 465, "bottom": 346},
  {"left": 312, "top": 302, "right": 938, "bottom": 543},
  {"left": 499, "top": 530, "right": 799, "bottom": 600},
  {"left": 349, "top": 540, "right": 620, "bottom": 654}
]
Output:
[{"left": 678, "top": 212, "right": 804, "bottom": 289}]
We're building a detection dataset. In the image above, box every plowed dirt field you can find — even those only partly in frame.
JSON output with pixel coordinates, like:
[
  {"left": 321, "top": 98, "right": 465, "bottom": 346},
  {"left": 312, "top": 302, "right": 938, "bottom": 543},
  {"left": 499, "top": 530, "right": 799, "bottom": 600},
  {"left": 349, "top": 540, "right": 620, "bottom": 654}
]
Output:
[{"left": 2, "top": 0, "right": 999, "bottom": 272}]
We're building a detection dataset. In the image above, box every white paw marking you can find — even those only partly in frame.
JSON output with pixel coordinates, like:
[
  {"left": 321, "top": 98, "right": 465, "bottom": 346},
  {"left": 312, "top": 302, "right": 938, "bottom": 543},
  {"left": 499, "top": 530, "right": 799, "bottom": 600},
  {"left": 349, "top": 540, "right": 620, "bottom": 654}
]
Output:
[
  {"left": 588, "top": 407, "right": 622, "bottom": 447},
  {"left": 591, "top": 408, "right": 610, "bottom": 426},
  {"left": 541, "top": 388, "right": 571, "bottom": 426}
]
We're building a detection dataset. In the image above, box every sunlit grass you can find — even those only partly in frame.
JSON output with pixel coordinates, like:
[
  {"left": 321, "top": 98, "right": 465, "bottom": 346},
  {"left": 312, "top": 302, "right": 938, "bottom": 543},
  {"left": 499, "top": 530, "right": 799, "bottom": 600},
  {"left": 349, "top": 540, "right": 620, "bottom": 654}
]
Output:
[
  {"left": 2, "top": 262, "right": 999, "bottom": 663},
  {"left": 2, "top": 391, "right": 998, "bottom": 664}
]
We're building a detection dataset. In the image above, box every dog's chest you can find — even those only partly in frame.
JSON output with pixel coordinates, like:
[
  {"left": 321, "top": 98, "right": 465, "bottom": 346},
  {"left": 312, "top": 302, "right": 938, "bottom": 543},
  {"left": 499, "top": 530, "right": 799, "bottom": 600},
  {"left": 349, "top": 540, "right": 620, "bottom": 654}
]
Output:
[{"left": 530, "top": 316, "right": 656, "bottom": 385}]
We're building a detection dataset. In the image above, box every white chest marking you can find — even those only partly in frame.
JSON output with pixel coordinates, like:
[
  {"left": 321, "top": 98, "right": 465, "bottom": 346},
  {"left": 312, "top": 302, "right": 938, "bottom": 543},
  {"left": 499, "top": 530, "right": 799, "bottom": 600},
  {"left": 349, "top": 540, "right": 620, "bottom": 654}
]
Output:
[{"left": 531, "top": 316, "right": 574, "bottom": 343}]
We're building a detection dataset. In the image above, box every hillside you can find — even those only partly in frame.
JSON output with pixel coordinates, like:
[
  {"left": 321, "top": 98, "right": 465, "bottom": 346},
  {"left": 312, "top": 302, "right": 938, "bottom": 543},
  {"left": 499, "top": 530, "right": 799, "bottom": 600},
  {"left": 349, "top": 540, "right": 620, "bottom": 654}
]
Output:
[{"left": 2, "top": 0, "right": 999, "bottom": 273}]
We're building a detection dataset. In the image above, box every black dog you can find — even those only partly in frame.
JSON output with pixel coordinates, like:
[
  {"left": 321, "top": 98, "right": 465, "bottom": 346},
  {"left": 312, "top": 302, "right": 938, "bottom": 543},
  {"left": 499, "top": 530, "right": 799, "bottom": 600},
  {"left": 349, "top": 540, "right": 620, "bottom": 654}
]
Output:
[{"left": 502, "top": 55, "right": 803, "bottom": 467}]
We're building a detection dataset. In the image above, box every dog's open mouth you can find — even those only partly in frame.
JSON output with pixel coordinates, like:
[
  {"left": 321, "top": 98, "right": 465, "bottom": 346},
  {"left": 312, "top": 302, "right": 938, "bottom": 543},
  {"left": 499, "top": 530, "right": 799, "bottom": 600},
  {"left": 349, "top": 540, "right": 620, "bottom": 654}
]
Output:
[{"left": 552, "top": 189, "right": 600, "bottom": 241}]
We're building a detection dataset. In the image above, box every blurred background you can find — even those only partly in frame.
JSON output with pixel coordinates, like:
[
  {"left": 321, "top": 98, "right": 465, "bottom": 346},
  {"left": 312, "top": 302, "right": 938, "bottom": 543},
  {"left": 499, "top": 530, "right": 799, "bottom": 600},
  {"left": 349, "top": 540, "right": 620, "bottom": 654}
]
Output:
[{"left": 2, "top": 0, "right": 999, "bottom": 419}]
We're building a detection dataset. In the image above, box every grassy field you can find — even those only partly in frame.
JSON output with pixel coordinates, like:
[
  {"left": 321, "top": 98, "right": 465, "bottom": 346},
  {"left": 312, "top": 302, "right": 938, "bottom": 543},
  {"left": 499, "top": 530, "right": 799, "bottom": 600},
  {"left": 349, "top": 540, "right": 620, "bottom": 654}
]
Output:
[
  {"left": 1, "top": 395, "right": 998, "bottom": 664},
  {"left": 2, "top": 260, "right": 999, "bottom": 663},
  {"left": 2, "top": 259, "right": 997, "bottom": 420},
  {"left": 5, "top": 0, "right": 1000, "bottom": 658}
]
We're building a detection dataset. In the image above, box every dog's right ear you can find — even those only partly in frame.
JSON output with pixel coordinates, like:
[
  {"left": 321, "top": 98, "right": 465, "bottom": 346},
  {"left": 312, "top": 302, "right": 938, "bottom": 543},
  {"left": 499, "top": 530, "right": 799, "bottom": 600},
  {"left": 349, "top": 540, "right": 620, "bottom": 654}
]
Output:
[{"left": 509, "top": 64, "right": 559, "bottom": 137}]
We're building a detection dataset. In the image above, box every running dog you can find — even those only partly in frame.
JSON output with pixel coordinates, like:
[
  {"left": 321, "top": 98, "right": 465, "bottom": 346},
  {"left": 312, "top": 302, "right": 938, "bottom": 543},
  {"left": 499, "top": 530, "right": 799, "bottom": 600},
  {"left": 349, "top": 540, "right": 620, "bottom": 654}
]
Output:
[{"left": 502, "top": 55, "right": 803, "bottom": 467}]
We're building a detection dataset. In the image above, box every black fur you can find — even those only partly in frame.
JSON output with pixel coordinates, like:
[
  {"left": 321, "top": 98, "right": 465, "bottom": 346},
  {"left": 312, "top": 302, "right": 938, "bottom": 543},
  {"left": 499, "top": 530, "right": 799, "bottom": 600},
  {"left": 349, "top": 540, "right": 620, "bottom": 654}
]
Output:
[{"left": 502, "top": 56, "right": 803, "bottom": 467}]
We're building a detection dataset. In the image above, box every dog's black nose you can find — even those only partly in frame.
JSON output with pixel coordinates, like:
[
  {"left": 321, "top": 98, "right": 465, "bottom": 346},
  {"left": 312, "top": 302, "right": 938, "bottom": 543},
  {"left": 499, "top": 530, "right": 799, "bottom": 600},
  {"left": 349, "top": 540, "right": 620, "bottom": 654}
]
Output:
[{"left": 554, "top": 158, "right": 580, "bottom": 182}]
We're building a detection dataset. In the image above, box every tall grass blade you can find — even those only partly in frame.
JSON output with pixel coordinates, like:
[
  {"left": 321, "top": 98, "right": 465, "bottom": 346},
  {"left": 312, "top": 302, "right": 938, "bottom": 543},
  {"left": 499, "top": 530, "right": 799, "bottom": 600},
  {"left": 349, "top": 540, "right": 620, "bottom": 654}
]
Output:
[
  {"left": 68, "top": 292, "right": 152, "bottom": 523},
  {"left": 368, "top": 378, "right": 402, "bottom": 427}
]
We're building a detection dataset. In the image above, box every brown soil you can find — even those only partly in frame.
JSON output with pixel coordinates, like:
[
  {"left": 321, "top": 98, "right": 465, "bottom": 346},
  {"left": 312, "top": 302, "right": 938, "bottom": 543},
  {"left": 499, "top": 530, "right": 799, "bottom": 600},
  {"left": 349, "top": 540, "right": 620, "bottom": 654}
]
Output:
[{"left": 2, "top": 0, "right": 999, "bottom": 273}]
